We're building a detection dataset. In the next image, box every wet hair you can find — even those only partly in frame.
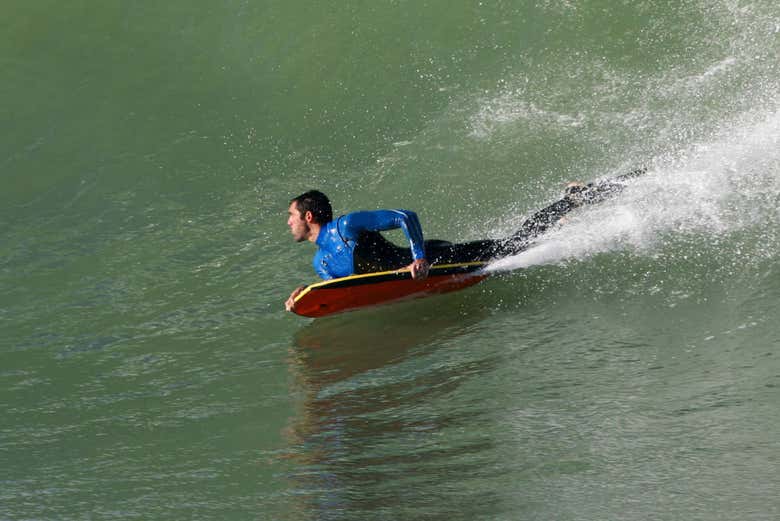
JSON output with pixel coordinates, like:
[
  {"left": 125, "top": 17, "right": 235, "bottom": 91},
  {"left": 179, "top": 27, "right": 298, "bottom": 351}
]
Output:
[{"left": 290, "top": 190, "right": 333, "bottom": 224}]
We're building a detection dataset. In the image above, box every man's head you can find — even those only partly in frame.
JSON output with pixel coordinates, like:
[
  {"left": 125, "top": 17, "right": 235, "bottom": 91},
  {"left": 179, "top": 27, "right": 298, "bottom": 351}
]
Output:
[{"left": 288, "top": 190, "right": 333, "bottom": 242}]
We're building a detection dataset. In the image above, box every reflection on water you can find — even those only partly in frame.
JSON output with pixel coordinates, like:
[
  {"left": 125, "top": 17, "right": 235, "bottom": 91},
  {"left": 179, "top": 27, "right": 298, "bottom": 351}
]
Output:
[{"left": 283, "top": 298, "right": 505, "bottom": 519}]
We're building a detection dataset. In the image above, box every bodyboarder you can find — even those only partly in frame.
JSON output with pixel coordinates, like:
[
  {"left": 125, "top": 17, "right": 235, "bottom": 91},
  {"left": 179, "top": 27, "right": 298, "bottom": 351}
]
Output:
[{"left": 285, "top": 169, "right": 645, "bottom": 311}]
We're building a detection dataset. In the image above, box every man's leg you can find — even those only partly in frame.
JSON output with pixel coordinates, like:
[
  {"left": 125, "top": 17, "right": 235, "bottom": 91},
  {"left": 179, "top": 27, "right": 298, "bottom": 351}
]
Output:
[
  {"left": 564, "top": 167, "right": 647, "bottom": 205},
  {"left": 425, "top": 196, "right": 585, "bottom": 263},
  {"left": 426, "top": 239, "right": 501, "bottom": 265},
  {"left": 499, "top": 169, "right": 648, "bottom": 256},
  {"left": 429, "top": 168, "right": 649, "bottom": 264}
]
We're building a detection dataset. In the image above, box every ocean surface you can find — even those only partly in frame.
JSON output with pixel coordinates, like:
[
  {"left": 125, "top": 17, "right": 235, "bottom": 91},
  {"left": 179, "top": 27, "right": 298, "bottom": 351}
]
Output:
[{"left": 2, "top": 1, "right": 779, "bottom": 519}]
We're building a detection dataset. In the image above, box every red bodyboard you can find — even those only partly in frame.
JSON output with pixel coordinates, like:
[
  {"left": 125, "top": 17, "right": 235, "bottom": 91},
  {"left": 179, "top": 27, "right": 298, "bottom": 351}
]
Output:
[{"left": 292, "top": 262, "right": 488, "bottom": 318}]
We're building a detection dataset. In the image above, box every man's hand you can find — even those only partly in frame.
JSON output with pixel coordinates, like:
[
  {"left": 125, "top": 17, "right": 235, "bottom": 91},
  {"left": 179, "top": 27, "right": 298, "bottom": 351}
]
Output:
[
  {"left": 285, "top": 285, "right": 307, "bottom": 312},
  {"left": 407, "top": 258, "right": 430, "bottom": 280}
]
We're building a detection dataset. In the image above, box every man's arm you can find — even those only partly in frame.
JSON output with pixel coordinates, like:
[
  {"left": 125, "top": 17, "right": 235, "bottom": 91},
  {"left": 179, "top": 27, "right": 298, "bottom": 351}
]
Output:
[
  {"left": 340, "top": 209, "right": 426, "bottom": 259},
  {"left": 341, "top": 209, "right": 429, "bottom": 278}
]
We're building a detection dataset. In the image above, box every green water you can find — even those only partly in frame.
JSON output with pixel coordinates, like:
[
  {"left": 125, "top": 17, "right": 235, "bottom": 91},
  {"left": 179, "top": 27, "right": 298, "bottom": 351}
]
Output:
[{"left": 2, "top": 1, "right": 779, "bottom": 519}]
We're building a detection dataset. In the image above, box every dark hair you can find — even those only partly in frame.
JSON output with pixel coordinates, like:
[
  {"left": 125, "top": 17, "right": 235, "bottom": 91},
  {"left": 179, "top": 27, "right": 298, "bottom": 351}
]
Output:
[{"left": 290, "top": 190, "right": 333, "bottom": 224}]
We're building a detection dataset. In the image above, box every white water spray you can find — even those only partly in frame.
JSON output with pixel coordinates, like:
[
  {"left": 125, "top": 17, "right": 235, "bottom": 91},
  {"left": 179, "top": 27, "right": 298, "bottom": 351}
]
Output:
[{"left": 486, "top": 109, "right": 780, "bottom": 274}]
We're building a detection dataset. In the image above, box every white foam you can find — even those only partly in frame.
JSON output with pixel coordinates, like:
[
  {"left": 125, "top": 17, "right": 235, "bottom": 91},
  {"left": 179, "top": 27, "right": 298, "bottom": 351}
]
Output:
[{"left": 486, "top": 109, "right": 780, "bottom": 273}]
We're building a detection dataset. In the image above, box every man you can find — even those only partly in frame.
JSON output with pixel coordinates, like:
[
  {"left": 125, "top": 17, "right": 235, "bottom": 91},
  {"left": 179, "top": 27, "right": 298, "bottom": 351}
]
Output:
[
  {"left": 285, "top": 191, "right": 430, "bottom": 310},
  {"left": 285, "top": 169, "right": 645, "bottom": 311}
]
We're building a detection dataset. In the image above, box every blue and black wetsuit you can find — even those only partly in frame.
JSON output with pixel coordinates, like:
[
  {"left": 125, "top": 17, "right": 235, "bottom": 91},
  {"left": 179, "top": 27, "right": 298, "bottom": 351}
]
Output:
[{"left": 312, "top": 170, "right": 644, "bottom": 279}]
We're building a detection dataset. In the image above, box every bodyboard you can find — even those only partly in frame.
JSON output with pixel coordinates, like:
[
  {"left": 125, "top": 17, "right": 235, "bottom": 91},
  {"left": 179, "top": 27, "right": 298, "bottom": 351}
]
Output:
[{"left": 292, "top": 262, "right": 488, "bottom": 318}]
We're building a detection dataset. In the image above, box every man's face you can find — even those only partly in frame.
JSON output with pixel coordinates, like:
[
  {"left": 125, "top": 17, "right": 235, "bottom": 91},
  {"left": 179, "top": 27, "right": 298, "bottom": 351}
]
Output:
[{"left": 287, "top": 202, "right": 310, "bottom": 242}]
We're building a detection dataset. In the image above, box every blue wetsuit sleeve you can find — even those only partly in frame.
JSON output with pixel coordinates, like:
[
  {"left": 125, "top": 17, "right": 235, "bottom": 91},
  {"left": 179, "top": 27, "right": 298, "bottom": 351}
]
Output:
[
  {"left": 313, "top": 250, "right": 334, "bottom": 280},
  {"left": 340, "top": 209, "right": 426, "bottom": 260}
]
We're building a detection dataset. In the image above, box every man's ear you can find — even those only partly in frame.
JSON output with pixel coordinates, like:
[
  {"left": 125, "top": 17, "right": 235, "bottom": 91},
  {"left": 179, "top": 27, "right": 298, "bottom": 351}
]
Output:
[{"left": 304, "top": 210, "right": 314, "bottom": 223}]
